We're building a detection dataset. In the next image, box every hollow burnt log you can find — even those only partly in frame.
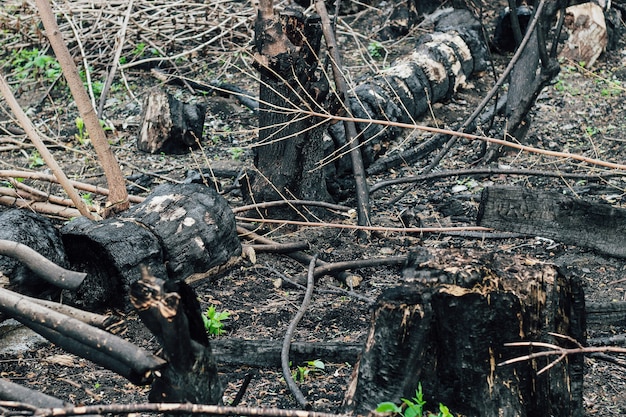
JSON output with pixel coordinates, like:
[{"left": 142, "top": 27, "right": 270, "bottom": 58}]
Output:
[
  {"left": 343, "top": 248, "right": 585, "bottom": 417},
  {"left": 61, "top": 216, "right": 167, "bottom": 310},
  {"left": 61, "top": 183, "right": 241, "bottom": 310}
]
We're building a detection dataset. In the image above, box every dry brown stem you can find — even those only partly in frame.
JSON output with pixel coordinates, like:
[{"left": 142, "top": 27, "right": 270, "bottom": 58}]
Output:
[
  {"left": 0, "top": 73, "right": 94, "bottom": 219},
  {"left": 35, "top": 0, "right": 129, "bottom": 215}
]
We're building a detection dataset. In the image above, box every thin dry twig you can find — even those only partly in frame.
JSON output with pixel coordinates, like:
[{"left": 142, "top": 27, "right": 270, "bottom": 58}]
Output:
[
  {"left": 500, "top": 339, "right": 626, "bottom": 375},
  {"left": 237, "top": 216, "right": 491, "bottom": 234},
  {"left": 0, "top": 73, "right": 94, "bottom": 219},
  {"left": 281, "top": 255, "right": 317, "bottom": 409},
  {"left": 0, "top": 401, "right": 344, "bottom": 417}
]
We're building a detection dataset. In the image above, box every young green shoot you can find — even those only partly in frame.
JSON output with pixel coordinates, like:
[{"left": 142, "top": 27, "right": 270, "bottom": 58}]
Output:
[{"left": 202, "top": 305, "right": 230, "bottom": 336}]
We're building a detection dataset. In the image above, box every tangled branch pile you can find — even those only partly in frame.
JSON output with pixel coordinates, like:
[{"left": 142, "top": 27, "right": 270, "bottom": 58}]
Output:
[{"left": 1, "top": 0, "right": 254, "bottom": 76}]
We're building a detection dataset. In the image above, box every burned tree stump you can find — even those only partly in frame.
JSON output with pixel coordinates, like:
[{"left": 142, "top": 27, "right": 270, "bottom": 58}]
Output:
[
  {"left": 61, "top": 183, "right": 240, "bottom": 310},
  {"left": 138, "top": 88, "right": 207, "bottom": 154},
  {"left": 130, "top": 270, "right": 222, "bottom": 406},
  {"left": 343, "top": 248, "right": 585, "bottom": 417},
  {"left": 250, "top": 5, "right": 332, "bottom": 206}
]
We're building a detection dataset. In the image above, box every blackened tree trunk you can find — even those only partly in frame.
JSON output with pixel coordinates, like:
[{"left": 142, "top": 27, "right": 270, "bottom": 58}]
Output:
[{"left": 250, "top": 0, "right": 331, "bottom": 207}]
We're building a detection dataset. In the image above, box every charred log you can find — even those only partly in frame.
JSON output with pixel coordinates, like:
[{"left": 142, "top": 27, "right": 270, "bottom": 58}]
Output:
[
  {"left": 61, "top": 216, "right": 167, "bottom": 310},
  {"left": 61, "top": 183, "right": 240, "bottom": 310},
  {"left": 331, "top": 8, "right": 488, "bottom": 184},
  {"left": 477, "top": 185, "right": 626, "bottom": 259},
  {"left": 123, "top": 183, "right": 241, "bottom": 279},
  {"left": 211, "top": 338, "right": 362, "bottom": 367}
]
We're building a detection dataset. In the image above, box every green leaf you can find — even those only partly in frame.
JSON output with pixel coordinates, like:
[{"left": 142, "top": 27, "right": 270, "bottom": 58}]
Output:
[
  {"left": 308, "top": 359, "right": 325, "bottom": 370},
  {"left": 375, "top": 402, "right": 402, "bottom": 414},
  {"left": 438, "top": 403, "right": 453, "bottom": 417}
]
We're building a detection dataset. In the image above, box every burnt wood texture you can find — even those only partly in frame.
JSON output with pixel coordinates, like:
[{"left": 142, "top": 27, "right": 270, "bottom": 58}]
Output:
[
  {"left": 61, "top": 183, "right": 240, "bottom": 310},
  {"left": 343, "top": 248, "right": 585, "bottom": 417},
  {"left": 477, "top": 185, "right": 626, "bottom": 258}
]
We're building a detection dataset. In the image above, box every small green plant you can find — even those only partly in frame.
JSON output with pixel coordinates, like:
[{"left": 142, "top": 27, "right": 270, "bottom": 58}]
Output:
[
  {"left": 9, "top": 48, "right": 61, "bottom": 82},
  {"left": 202, "top": 305, "right": 230, "bottom": 336},
  {"left": 132, "top": 42, "right": 147, "bottom": 56},
  {"left": 81, "top": 192, "right": 93, "bottom": 205},
  {"left": 368, "top": 41, "right": 384, "bottom": 59},
  {"left": 229, "top": 147, "right": 244, "bottom": 160},
  {"left": 28, "top": 150, "right": 45, "bottom": 168},
  {"left": 376, "top": 383, "right": 453, "bottom": 417},
  {"left": 292, "top": 359, "right": 325, "bottom": 382},
  {"left": 75, "top": 117, "right": 87, "bottom": 144}
]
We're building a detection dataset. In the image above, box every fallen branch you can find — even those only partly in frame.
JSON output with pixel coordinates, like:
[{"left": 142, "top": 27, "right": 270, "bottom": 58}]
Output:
[
  {"left": 0, "top": 169, "right": 145, "bottom": 204},
  {"left": 0, "top": 379, "right": 68, "bottom": 408},
  {"left": 0, "top": 288, "right": 165, "bottom": 384},
  {"left": 245, "top": 242, "right": 310, "bottom": 253},
  {"left": 297, "top": 256, "right": 407, "bottom": 283},
  {"left": 0, "top": 240, "right": 85, "bottom": 290},
  {"left": 12, "top": 293, "right": 123, "bottom": 331},
  {"left": 0, "top": 401, "right": 344, "bottom": 417},
  {"left": 281, "top": 256, "right": 317, "bottom": 409}
]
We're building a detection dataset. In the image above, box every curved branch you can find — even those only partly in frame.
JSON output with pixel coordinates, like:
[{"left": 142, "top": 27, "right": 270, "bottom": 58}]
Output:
[
  {"left": 0, "top": 240, "right": 86, "bottom": 290},
  {"left": 281, "top": 255, "right": 317, "bottom": 409}
]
